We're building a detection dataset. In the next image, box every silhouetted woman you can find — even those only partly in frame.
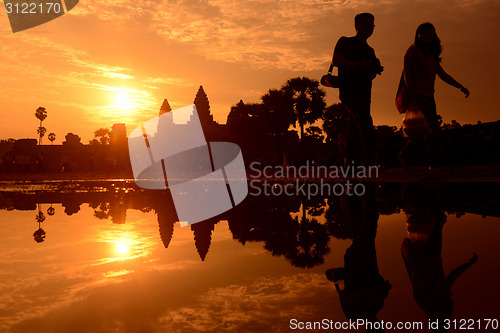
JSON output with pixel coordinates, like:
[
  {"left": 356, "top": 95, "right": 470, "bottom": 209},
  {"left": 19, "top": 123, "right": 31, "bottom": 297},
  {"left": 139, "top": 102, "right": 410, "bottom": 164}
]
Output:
[{"left": 397, "top": 23, "right": 469, "bottom": 166}]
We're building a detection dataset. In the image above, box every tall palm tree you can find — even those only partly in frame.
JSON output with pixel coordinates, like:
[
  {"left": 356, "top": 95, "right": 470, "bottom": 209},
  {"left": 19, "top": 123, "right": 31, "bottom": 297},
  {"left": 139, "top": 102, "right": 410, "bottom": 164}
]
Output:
[
  {"left": 37, "top": 127, "right": 47, "bottom": 142},
  {"left": 35, "top": 107, "right": 47, "bottom": 145},
  {"left": 281, "top": 77, "right": 326, "bottom": 140}
]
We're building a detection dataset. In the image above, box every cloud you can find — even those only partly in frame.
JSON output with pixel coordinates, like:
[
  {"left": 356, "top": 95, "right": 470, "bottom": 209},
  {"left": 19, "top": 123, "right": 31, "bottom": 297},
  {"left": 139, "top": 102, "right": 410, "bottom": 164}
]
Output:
[
  {"left": 0, "top": 31, "right": 189, "bottom": 132},
  {"left": 65, "top": 0, "right": 497, "bottom": 74},
  {"left": 58, "top": 0, "right": 360, "bottom": 71},
  {"left": 143, "top": 76, "right": 192, "bottom": 87},
  {"left": 153, "top": 273, "right": 332, "bottom": 332}
]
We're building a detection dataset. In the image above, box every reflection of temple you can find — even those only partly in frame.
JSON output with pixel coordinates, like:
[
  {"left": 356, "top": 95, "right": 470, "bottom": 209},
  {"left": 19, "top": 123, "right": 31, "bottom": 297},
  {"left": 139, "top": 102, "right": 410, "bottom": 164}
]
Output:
[
  {"left": 191, "top": 218, "right": 218, "bottom": 261},
  {"left": 156, "top": 191, "right": 177, "bottom": 250},
  {"left": 1, "top": 182, "right": 499, "bottom": 262},
  {"left": 158, "top": 214, "right": 219, "bottom": 261},
  {"left": 150, "top": 190, "right": 220, "bottom": 262}
]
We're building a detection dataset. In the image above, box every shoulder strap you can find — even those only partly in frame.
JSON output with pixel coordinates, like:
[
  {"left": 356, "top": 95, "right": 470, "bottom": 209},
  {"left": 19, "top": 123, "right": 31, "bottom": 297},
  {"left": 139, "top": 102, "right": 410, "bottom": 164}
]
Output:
[{"left": 328, "top": 62, "right": 334, "bottom": 74}]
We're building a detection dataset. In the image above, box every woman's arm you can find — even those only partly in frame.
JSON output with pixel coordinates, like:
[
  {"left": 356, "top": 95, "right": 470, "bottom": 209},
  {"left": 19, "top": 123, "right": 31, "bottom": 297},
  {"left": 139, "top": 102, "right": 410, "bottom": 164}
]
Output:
[
  {"left": 437, "top": 64, "right": 470, "bottom": 97},
  {"left": 446, "top": 252, "right": 478, "bottom": 288}
]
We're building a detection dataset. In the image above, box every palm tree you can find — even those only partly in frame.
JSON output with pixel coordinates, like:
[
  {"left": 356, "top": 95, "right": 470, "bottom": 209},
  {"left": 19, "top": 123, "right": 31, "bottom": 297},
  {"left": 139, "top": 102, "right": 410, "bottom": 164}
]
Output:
[
  {"left": 281, "top": 77, "right": 326, "bottom": 140},
  {"left": 48, "top": 132, "right": 56, "bottom": 145},
  {"left": 322, "top": 103, "right": 351, "bottom": 151},
  {"left": 35, "top": 107, "right": 47, "bottom": 145},
  {"left": 261, "top": 89, "right": 295, "bottom": 136},
  {"left": 37, "top": 127, "right": 47, "bottom": 143}
]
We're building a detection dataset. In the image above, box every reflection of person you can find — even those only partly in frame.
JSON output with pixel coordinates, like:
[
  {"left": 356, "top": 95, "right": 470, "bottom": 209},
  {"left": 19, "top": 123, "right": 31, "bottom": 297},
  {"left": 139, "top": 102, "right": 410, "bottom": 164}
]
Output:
[
  {"left": 326, "top": 185, "right": 390, "bottom": 331},
  {"left": 401, "top": 184, "right": 477, "bottom": 332},
  {"left": 332, "top": 13, "right": 383, "bottom": 165},
  {"left": 397, "top": 23, "right": 469, "bottom": 167}
]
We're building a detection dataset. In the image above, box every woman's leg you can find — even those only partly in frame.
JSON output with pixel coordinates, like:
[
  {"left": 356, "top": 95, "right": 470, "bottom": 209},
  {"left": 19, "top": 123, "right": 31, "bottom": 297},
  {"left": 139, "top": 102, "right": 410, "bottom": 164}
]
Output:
[{"left": 416, "top": 95, "right": 443, "bottom": 166}]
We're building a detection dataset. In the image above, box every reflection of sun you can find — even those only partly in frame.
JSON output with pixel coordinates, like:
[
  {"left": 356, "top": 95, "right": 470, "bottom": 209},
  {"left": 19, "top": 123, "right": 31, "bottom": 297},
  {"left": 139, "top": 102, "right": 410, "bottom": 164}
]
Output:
[
  {"left": 115, "top": 242, "right": 130, "bottom": 256},
  {"left": 115, "top": 92, "right": 131, "bottom": 109}
]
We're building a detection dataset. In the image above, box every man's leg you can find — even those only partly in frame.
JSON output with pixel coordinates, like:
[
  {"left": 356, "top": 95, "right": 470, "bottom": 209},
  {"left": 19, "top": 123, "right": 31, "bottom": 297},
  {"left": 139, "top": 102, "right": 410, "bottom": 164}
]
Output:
[{"left": 344, "top": 100, "right": 376, "bottom": 165}]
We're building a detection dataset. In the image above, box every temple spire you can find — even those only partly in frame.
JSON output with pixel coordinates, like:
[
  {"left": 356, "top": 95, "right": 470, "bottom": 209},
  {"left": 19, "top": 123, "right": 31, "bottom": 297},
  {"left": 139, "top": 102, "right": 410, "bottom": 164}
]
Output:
[
  {"left": 160, "top": 99, "right": 172, "bottom": 115},
  {"left": 192, "top": 85, "right": 215, "bottom": 127}
]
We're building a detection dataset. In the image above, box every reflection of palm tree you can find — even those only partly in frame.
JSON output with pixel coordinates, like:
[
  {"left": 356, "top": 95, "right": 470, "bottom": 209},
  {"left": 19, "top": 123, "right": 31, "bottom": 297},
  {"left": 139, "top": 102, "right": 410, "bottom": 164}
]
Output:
[
  {"left": 281, "top": 77, "right": 326, "bottom": 140},
  {"left": 63, "top": 200, "right": 81, "bottom": 216},
  {"left": 93, "top": 202, "right": 111, "bottom": 220},
  {"left": 33, "top": 228, "right": 46, "bottom": 243},
  {"left": 35, "top": 210, "right": 46, "bottom": 223},
  {"left": 280, "top": 201, "right": 330, "bottom": 268},
  {"left": 47, "top": 205, "right": 55, "bottom": 216},
  {"left": 286, "top": 214, "right": 330, "bottom": 268},
  {"left": 35, "top": 107, "right": 47, "bottom": 145},
  {"left": 228, "top": 195, "right": 330, "bottom": 268},
  {"left": 34, "top": 204, "right": 46, "bottom": 243}
]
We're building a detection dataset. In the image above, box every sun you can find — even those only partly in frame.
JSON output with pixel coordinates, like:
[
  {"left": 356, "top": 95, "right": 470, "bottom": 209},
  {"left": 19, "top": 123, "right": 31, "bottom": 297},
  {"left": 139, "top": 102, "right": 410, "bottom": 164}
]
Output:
[
  {"left": 115, "top": 91, "right": 131, "bottom": 109},
  {"left": 115, "top": 242, "right": 130, "bottom": 256}
]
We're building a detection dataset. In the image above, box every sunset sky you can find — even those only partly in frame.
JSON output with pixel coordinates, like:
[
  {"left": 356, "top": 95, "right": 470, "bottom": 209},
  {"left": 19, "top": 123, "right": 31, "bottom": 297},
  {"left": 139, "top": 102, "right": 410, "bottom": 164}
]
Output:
[{"left": 0, "top": 0, "right": 499, "bottom": 143}]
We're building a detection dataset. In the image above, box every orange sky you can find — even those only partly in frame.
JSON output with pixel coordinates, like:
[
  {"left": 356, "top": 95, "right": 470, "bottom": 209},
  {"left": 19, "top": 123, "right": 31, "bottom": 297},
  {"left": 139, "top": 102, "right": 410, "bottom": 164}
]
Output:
[{"left": 0, "top": 0, "right": 499, "bottom": 143}]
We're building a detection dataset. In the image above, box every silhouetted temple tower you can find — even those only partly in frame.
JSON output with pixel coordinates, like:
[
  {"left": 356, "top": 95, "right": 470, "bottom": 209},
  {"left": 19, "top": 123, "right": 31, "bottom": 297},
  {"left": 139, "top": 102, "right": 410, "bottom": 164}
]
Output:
[
  {"left": 191, "top": 86, "right": 216, "bottom": 129},
  {"left": 156, "top": 99, "right": 174, "bottom": 136},
  {"left": 155, "top": 88, "right": 227, "bottom": 142},
  {"left": 159, "top": 99, "right": 172, "bottom": 115}
]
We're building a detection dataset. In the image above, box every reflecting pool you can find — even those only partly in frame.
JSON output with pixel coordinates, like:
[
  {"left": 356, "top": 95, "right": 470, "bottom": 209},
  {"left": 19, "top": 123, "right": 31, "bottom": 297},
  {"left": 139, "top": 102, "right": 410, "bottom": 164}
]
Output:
[{"left": 0, "top": 182, "right": 499, "bottom": 332}]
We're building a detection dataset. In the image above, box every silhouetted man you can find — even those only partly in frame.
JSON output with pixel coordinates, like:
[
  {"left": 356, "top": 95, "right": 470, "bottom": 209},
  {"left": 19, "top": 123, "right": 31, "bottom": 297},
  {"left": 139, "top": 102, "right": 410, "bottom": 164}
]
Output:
[{"left": 333, "top": 13, "right": 383, "bottom": 165}]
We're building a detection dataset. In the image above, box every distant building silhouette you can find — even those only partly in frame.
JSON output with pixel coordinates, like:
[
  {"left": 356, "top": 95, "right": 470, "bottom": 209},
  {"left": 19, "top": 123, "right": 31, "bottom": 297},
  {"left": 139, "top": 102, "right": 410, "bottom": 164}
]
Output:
[{"left": 2, "top": 125, "right": 130, "bottom": 173}]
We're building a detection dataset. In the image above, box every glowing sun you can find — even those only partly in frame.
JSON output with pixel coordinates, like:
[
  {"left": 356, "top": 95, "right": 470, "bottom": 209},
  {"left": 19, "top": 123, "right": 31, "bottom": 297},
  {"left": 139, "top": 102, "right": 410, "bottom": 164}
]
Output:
[
  {"left": 115, "top": 92, "right": 131, "bottom": 109},
  {"left": 115, "top": 242, "right": 130, "bottom": 256}
]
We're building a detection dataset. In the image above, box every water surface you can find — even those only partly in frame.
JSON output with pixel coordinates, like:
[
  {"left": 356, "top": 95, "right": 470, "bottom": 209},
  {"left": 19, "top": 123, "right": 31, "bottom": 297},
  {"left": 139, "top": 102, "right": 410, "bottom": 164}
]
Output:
[{"left": 0, "top": 183, "right": 498, "bottom": 332}]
